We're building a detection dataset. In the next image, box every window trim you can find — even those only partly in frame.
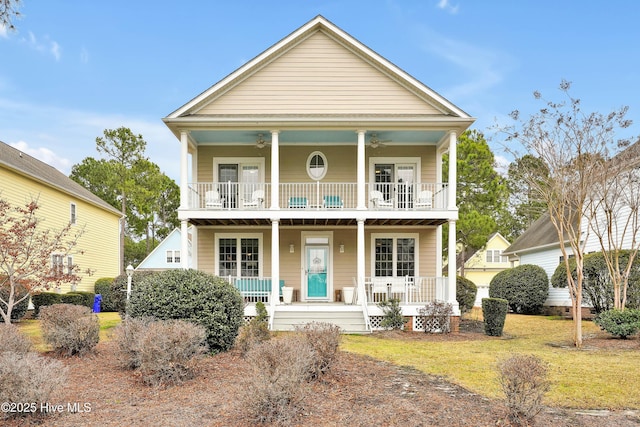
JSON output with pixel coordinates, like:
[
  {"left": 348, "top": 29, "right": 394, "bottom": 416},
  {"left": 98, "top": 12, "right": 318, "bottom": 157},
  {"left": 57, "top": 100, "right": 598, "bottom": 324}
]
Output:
[
  {"left": 306, "top": 151, "right": 328, "bottom": 181},
  {"left": 370, "top": 233, "right": 419, "bottom": 278},
  {"left": 214, "top": 233, "right": 263, "bottom": 278},
  {"left": 70, "top": 203, "right": 77, "bottom": 225}
]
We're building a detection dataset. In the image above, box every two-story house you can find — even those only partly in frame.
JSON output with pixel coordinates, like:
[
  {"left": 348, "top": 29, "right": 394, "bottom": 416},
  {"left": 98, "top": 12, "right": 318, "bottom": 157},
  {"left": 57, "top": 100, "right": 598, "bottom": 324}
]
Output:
[
  {"left": 0, "top": 141, "right": 122, "bottom": 294},
  {"left": 163, "top": 16, "right": 474, "bottom": 332}
]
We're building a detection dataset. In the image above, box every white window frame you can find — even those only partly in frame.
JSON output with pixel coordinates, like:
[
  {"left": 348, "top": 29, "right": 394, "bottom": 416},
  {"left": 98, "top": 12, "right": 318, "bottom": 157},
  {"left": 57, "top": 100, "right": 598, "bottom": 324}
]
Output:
[
  {"left": 70, "top": 203, "right": 77, "bottom": 225},
  {"left": 370, "top": 233, "right": 419, "bottom": 278},
  {"left": 212, "top": 157, "right": 265, "bottom": 183},
  {"left": 306, "top": 151, "right": 328, "bottom": 181},
  {"left": 368, "top": 157, "right": 422, "bottom": 184},
  {"left": 214, "top": 233, "right": 263, "bottom": 278}
]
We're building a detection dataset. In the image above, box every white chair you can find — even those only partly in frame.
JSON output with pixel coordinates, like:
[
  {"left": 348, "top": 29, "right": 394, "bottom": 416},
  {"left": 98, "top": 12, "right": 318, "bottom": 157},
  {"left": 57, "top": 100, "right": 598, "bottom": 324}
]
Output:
[
  {"left": 370, "top": 190, "right": 393, "bottom": 209},
  {"left": 371, "top": 277, "right": 390, "bottom": 302},
  {"left": 389, "top": 276, "right": 406, "bottom": 302},
  {"left": 205, "top": 190, "right": 223, "bottom": 209},
  {"left": 414, "top": 190, "right": 433, "bottom": 209},
  {"left": 243, "top": 189, "right": 264, "bottom": 209}
]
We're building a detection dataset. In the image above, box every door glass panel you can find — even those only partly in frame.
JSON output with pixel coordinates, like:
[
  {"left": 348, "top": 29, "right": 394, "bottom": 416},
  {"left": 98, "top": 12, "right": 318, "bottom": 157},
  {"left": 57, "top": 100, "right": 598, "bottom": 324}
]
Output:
[
  {"left": 241, "top": 165, "right": 260, "bottom": 202},
  {"left": 218, "top": 164, "right": 238, "bottom": 208},
  {"left": 307, "top": 247, "right": 328, "bottom": 298},
  {"left": 396, "top": 165, "right": 415, "bottom": 209},
  {"left": 374, "top": 164, "right": 393, "bottom": 202}
]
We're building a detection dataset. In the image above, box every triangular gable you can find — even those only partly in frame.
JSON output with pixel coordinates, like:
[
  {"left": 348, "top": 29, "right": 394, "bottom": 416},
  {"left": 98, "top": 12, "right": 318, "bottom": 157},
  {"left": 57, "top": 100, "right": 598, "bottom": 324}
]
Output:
[{"left": 168, "top": 16, "right": 470, "bottom": 119}]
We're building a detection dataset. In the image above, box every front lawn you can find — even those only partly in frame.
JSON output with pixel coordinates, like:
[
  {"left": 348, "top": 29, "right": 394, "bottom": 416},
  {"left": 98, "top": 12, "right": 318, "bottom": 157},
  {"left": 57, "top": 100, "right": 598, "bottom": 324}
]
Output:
[{"left": 342, "top": 312, "right": 640, "bottom": 410}]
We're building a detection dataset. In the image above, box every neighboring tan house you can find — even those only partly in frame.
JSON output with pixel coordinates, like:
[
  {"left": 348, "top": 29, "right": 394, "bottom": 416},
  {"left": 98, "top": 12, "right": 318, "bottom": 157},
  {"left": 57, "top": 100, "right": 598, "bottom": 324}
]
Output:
[
  {"left": 163, "top": 16, "right": 474, "bottom": 332},
  {"left": 0, "top": 141, "right": 122, "bottom": 293},
  {"left": 459, "top": 233, "right": 517, "bottom": 306},
  {"left": 136, "top": 227, "right": 192, "bottom": 271}
]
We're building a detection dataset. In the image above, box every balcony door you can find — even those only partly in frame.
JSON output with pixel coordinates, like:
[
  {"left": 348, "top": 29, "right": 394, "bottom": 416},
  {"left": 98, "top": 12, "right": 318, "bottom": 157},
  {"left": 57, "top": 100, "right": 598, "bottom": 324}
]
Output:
[
  {"left": 214, "top": 158, "right": 264, "bottom": 209},
  {"left": 373, "top": 161, "right": 417, "bottom": 208}
]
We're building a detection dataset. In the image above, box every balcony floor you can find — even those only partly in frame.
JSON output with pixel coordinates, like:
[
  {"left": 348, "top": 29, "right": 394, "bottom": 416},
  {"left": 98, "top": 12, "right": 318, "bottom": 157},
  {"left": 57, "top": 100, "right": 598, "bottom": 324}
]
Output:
[{"left": 188, "top": 216, "right": 448, "bottom": 227}]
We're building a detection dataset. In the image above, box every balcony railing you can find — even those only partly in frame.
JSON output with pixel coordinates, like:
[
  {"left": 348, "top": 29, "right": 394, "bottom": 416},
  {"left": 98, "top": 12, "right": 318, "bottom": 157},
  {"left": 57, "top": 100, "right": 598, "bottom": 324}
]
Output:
[{"left": 187, "top": 182, "right": 448, "bottom": 211}]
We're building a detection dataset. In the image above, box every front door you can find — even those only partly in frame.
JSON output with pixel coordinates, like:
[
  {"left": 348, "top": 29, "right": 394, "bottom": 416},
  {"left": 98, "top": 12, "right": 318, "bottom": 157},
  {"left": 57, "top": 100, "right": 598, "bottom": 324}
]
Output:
[{"left": 306, "top": 246, "right": 328, "bottom": 299}]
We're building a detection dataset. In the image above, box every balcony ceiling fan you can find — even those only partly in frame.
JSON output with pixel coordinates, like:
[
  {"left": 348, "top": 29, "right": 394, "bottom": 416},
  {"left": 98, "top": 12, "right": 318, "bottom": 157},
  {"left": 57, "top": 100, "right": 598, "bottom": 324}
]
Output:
[
  {"left": 255, "top": 133, "right": 270, "bottom": 149},
  {"left": 368, "top": 133, "right": 391, "bottom": 149}
]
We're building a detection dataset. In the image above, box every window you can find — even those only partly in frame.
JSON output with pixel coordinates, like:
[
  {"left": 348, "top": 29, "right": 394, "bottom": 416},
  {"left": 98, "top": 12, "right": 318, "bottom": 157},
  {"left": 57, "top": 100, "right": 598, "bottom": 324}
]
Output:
[
  {"left": 216, "top": 234, "right": 261, "bottom": 277},
  {"left": 70, "top": 203, "right": 77, "bottom": 225},
  {"left": 373, "top": 235, "right": 417, "bottom": 277},
  {"left": 486, "top": 250, "right": 507, "bottom": 263},
  {"left": 174, "top": 250, "right": 181, "bottom": 264},
  {"left": 51, "top": 254, "right": 72, "bottom": 276},
  {"left": 306, "top": 151, "right": 327, "bottom": 180}
]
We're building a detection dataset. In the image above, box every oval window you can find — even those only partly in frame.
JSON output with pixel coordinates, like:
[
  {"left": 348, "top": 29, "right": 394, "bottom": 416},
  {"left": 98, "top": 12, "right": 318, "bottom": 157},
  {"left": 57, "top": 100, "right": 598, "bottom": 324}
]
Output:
[{"left": 307, "top": 151, "right": 327, "bottom": 180}]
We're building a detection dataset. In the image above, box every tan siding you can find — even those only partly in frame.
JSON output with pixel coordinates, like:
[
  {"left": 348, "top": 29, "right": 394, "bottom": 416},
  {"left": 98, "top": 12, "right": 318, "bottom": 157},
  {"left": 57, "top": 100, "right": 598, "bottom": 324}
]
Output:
[
  {"left": 0, "top": 168, "right": 121, "bottom": 293},
  {"left": 198, "top": 32, "right": 441, "bottom": 116}
]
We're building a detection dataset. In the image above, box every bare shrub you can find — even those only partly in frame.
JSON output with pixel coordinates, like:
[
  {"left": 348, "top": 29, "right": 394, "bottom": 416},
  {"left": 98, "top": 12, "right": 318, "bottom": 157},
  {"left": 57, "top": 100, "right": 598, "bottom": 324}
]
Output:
[
  {"left": 234, "top": 301, "right": 271, "bottom": 355},
  {"left": 295, "top": 321, "right": 342, "bottom": 378},
  {"left": 0, "top": 324, "right": 32, "bottom": 354},
  {"left": 0, "top": 352, "right": 68, "bottom": 419},
  {"left": 418, "top": 300, "right": 453, "bottom": 333},
  {"left": 40, "top": 303, "right": 99, "bottom": 356},
  {"left": 138, "top": 319, "right": 208, "bottom": 387},
  {"left": 497, "top": 354, "right": 550, "bottom": 425},
  {"left": 113, "top": 316, "right": 153, "bottom": 369},
  {"left": 242, "top": 335, "right": 315, "bottom": 424}
]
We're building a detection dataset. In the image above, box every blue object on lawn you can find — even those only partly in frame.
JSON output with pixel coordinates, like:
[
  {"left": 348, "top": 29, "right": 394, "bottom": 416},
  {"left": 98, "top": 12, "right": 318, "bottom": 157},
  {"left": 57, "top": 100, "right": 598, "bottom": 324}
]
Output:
[{"left": 93, "top": 294, "right": 102, "bottom": 313}]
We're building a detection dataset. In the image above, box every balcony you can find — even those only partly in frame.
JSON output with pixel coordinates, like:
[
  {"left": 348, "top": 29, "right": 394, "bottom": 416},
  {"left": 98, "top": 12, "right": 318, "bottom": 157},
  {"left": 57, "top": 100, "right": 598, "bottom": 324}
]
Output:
[{"left": 186, "top": 182, "right": 449, "bottom": 211}]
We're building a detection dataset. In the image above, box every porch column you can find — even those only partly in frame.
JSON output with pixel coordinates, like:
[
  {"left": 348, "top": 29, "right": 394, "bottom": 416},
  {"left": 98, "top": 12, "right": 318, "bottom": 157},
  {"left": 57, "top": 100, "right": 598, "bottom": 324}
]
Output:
[
  {"left": 271, "top": 219, "right": 280, "bottom": 305},
  {"left": 356, "top": 218, "right": 366, "bottom": 303},
  {"left": 180, "top": 130, "right": 189, "bottom": 209},
  {"left": 447, "top": 220, "right": 459, "bottom": 313},
  {"left": 180, "top": 220, "right": 189, "bottom": 270},
  {"left": 447, "top": 131, "right": 457, "bottom": 210},
  {"left": 270, "top": 131, "right": 280, "bottom": 209},
  {"left": 356, "top": 130, "right": 366, "bottom": 210}
]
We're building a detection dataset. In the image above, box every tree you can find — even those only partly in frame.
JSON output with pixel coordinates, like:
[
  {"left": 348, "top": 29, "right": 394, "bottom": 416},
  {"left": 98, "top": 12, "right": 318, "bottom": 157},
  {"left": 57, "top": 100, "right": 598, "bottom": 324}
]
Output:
[
  {"left": 496, "top": 80, "right": 633, "bottom": 347},
  {"left": 0, "top": 0, "right": 21, "bottom": 31},
  {"left": 444, "top": 130, "right": 508, "bottom": 275},
  {"left": 0, "top": 198, "right": 84, "bottom": 323}
]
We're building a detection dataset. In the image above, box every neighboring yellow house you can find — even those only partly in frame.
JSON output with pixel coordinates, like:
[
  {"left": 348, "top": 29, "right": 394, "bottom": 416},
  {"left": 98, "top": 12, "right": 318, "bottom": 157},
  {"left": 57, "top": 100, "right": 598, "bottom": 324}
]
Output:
[
  {"left": 0, "top": 141, "right": 122, "bottom": 293},
  {"left": 460, "top": 232, "right": 518, "bottom": 306}
]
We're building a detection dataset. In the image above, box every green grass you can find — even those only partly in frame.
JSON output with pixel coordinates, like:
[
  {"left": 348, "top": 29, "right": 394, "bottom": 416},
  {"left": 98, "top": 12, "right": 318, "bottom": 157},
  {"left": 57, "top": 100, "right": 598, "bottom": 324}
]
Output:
[
  {"left": 341, "top": 313, "right": 640, "bottom": 410},
  {"left": 17, "top": 311, "right": 122, "bottom": 352}
]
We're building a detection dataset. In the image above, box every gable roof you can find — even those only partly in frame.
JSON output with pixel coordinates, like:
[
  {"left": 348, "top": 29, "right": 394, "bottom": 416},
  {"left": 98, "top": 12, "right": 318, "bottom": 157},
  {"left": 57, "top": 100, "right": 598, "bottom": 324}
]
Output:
[
  {"left": 164, "top": 15, "right": 474, "bottom": 136},
  {"left": 0, "top": 141, "right": 122, "bottom": 216},
  {"left": 502, "top": 213, "right": 568, "bottom": 256}
]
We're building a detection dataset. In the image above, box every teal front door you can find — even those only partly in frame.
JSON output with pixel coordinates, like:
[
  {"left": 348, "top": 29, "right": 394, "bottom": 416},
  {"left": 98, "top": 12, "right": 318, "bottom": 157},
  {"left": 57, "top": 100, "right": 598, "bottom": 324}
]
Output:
[{"left": 306, "top": 246, "right": 328, "bottom": 298}]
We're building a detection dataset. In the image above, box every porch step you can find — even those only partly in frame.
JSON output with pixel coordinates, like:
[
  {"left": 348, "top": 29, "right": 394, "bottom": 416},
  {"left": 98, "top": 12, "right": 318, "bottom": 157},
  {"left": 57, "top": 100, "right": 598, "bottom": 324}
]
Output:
[{"left": 271, "top": 304, "right": 369, "bottom": 333}]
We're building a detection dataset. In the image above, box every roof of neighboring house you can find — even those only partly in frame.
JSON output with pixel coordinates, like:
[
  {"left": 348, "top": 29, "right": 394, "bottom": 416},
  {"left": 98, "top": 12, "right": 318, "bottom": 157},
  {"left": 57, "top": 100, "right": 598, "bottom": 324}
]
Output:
[
  {"left": 444, "top": 232, "right": 511, "bottom": 272},
  {"left": 0, "top": 141, "right": 122, "bottom": 216},
  {"left": 136, "top": 227, "right": 192, "bottom": 270}
]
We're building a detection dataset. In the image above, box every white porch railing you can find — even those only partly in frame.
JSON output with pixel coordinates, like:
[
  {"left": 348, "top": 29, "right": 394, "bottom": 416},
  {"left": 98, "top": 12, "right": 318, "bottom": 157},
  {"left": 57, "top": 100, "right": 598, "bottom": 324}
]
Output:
[
  {"left": 360, "top": 276, "right": 447, "bottom": 305},
  {"left": 227, "top": 276, "right": 283, "bottom": 304},
  {"left": 187, "top": 182, "right": 448, "bottom": 211}
]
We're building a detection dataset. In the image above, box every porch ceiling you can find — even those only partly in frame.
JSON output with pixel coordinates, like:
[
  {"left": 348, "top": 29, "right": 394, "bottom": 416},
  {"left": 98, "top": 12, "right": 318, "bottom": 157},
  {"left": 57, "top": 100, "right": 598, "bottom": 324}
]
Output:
[
  {"left": 188, "top": 129, "right": 447, "bottom": 146},
  {"left": 188, "top": 217, "right": 447, "bottom": 227}
]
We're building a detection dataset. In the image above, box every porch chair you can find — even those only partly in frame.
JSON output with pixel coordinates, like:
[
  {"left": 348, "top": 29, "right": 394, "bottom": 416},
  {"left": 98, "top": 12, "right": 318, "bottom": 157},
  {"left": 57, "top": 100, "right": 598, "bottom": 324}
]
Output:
[
  {"left": 323, "top": 195, "right": 344, "bottom": 209},
  {"left": 205, "top": 190, "right": 223, "bottom": 209},
  {"left": 371, "top": 277, "right": 390, "bottom": 302},
  {"left": 288, "top": 196, "right": 308, "bottom": 209},
  {"left": 243, "top": 189, "right": 264, "bottom": 209},
  {"left": 370, "top": 190, "right": 393, "bottom": 209},
  {"left": 389, "top": 276, "right": 407, "bottom": 302},
  {"left": 414, "top": 190, "right": 433, "bottom": 209}
]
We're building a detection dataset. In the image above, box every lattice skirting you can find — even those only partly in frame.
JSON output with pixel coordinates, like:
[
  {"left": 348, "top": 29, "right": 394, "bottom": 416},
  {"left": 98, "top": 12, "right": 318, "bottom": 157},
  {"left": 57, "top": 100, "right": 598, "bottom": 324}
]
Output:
[{"left": 369, "top": 315, "right": 451, "bottom": 332}]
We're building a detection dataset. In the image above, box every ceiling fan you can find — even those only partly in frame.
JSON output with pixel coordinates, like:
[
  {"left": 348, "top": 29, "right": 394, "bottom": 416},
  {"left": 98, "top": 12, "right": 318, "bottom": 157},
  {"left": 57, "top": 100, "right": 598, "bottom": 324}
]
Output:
[
  {"left": 368, "top": 133, "right": 391, "bottom": 149},
  {"left": 255, "top": 133, "right": 270, "bottom": 149}
]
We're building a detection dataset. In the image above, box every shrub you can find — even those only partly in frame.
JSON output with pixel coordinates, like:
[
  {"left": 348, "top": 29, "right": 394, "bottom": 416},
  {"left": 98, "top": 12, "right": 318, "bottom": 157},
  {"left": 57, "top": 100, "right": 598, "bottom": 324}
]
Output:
[
  {"left": 94, "top": 277, "right": 115, "bottom": 311},
  {"left": 242, "top": 335, "right": 314, "bottom": 424},
  {"left": 113, "top": 317, "right": 154, "bottom": 370},
  {"left": 60, "top": 292, "right": 86, "bottom": 306},
  {"left": 70, "top": 291, "right": 95, "bottom": 309},
  {"left": 110, "top": 270, "right": 157, "bottom": 315},
  {"left": 456, "top": 275, "right": 478, "bottom": 314},
  {"left": 418, "top": 300, "right": 453, "bottom": 333},
  {"left": 551, "top": 251, "right": 640, "bottom": 313},
  {"left": 138, "top": 319, "right": 208, "bottom": 387},
  {"left": 0, "top": 352, "right": 68, "bottom": 419},
  {"left": 0, "top": 324, "right": 32, "bottom": 354},
  {"left": 498, "top": 354, "right": 550, "bottom": 425},
  {"left": 0, "top": 281, "right": 30, "bottom": 322},
  {"left": 40, "top": 304, "right": 100, "bottom": 356},
  {"left": 234, "top": 301, "right": 270, "bottom": 355},
  {"left": 594, "top": 309, "right": 640, "bottom": 339},
  {"left": 31, "top": 292, "right": 63, "bottom": 317},
  {"left": 295, "top": 321, "right": 342, "bottom": 378},
  {"left": 489, "top": 264, "right": 548, "bottom": 314},
  {"left": 377, "top": 298, "right": 406, "bottom": 330},
  {"left": 129, "top": 269, "right": 244, "bottom": 353},
  {"left": 482, "top": 298, "right": 508, "bottom": 336}
]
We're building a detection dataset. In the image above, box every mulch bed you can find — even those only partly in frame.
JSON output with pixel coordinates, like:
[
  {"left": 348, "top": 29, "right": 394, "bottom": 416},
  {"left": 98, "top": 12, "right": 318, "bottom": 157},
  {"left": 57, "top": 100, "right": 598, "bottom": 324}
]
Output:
[{"left": 4, "top": 323, "right": 639, "bottom": 427}]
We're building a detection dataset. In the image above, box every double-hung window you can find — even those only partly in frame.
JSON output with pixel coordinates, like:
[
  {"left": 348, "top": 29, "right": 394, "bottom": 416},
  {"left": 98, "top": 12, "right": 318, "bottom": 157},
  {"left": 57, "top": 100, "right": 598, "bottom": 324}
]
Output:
[
  {"left": 372, "top": 234, "right": 417, "bottom": 277},
  {"left": 216, "top": 234, "right": 261, "bottom": 278}
]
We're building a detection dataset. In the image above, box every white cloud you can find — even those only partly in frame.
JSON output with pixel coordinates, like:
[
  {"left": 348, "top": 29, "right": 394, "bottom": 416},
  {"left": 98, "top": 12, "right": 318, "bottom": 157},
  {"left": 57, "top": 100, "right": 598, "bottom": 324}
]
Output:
[
  {"left": 9, "top": 140, "right": 73, "bottom": 173},
  {"left": 22, "top": 31, "right": 62, "bottom": 60},
  {"left": 437, "top": 0, "right": 459, "bottom": 14}
]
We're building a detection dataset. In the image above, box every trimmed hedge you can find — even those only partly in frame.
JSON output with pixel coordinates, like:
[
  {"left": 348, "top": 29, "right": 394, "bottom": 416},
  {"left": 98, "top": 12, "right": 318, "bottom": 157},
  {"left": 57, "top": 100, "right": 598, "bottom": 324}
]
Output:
[
  {"left": 456, "top": 276, "right": 478, "bottom": 314},
  {"left": 489, "top": 264, "right": 549, "bottom": 314},
  {"left": 482, "top": 297, "right": 508, "bottom": 336},
  {"left": 32, "top": 292, "right": 63, "bottom": 316},
  {"left": 594, "top": 309, "right": 640, "bottom": 339},
  {"left": 551, "top": 251, "right": 640, "bottom": 313},
  {"left": 128, "top": 269, "right": 244, "bottom": 353},
  {"left": 94, "top": 278, "right": 115, "bottom": 311}
]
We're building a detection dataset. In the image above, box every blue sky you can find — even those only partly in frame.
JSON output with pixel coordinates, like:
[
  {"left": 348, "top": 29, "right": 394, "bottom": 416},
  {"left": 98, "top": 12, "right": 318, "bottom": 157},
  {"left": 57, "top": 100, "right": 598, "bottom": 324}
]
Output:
[{"left": 1, "top": 0, "right": 638, "bottom": 180}]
